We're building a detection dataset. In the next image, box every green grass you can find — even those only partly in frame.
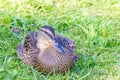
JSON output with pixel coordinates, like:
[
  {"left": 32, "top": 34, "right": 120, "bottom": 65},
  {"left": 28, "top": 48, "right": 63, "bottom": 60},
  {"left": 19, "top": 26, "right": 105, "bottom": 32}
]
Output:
[{"left": 0, "top": 0, "right": 120, "bottom": 80}]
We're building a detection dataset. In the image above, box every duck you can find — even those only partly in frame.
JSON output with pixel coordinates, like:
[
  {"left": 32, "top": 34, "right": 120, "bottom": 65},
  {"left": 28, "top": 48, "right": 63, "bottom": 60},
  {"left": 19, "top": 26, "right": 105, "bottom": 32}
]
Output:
[{"left": 17, "top": 26, "right": 79, "bottom": 73}]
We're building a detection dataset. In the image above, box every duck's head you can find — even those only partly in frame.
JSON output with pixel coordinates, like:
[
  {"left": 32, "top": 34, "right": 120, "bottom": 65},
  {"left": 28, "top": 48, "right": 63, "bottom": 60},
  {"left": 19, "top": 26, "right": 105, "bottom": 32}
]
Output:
[
  {"left": 37, "top": 26, "right": 55, "bottom": 48},
  {"left": 40, "top": 26, "right": 55, "bottom": 40},
  {"left": 37, "top": 26, "right": 65, "bottom": 53}
]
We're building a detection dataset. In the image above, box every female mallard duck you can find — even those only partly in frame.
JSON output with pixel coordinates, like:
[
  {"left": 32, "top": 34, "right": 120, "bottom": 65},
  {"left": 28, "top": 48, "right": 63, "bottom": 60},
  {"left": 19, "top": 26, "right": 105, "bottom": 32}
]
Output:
[{"left": 17, "top": 26, "right": 79, "bottom": 73}]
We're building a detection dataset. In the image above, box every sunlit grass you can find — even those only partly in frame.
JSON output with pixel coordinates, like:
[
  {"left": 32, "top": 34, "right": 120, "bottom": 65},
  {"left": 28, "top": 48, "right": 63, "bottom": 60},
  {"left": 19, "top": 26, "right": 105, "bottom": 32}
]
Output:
[{"left": 0, "top": 0, "right": 120, "bottom": 80}]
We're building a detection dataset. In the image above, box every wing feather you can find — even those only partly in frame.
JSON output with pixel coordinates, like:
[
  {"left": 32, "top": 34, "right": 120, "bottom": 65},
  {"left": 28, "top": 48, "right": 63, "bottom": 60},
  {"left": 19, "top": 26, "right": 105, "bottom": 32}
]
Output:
[{"left": 17, "top": 31, "right": 40, "bottom": 65}]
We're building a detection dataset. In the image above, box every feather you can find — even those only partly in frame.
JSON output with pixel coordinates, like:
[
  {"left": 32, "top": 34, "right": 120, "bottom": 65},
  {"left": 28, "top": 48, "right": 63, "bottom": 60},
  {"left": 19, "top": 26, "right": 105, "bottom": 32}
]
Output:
[{"left": 17, "top": 26, "right": 79, "bottom": 74}]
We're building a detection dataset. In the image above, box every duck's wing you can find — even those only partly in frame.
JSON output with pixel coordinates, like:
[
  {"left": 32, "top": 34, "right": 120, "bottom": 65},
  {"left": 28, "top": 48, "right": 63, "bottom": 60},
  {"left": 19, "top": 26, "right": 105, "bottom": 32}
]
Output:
[
  {"left": 55, "top": 35, "right": 76, "bottom": 55},
  {"left": 55, "top": 35, "right": 80, "bottom": 60},
  {"left": 17, "top": 31, "right": 40, "bottom": 65}
]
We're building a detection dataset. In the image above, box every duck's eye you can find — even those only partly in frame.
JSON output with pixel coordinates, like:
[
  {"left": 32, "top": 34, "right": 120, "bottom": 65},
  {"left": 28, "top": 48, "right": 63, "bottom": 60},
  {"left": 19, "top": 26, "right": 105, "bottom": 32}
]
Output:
[{"left": 45, "top": 31, "right": 48, "bottom": 34}]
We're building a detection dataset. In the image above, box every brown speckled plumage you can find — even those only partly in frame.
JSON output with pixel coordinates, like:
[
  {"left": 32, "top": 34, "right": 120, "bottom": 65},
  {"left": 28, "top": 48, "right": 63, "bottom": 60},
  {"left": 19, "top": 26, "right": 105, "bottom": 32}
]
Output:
[
  {"left": 17, "top": 31, "right": 39, "bottom": 66},
  {"left": 33, "top": 47, "right": 74, "bottom": 73},
  {"left": 17, "top": 26, "right": 79, "bottom": 74}
]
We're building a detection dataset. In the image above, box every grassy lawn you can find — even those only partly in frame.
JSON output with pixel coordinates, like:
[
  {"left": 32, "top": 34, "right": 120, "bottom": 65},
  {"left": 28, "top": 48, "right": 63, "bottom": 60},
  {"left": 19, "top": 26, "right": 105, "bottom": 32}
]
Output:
[{"left": 0, "top": 0, "right": 120, "bottom": 80}]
